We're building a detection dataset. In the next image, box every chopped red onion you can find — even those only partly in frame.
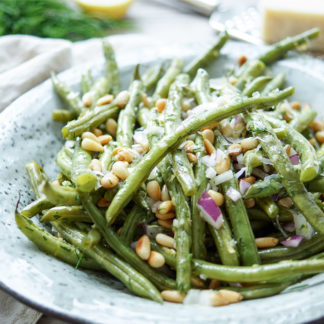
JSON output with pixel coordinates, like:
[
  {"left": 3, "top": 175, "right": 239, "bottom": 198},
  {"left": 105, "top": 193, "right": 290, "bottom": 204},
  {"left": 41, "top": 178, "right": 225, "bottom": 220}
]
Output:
[
  {"left": 272, "top": 194, "right": 279, "bottom": 202},
  {"left": 226, "top": 187, "right": 242, "bottom": 202},
  {"left": 183, "top": 289, "right": 214, "bottom": 306},
  {"left": 214, "top": 170, "right": 233, "bottom": 185},
  {"left": 283, "top": 222, "right": 295, "bottom": 233},
  {"left": 151, "top": 201, "right": 161, "bottom": 213},
  {"left": 239, "top": 179, "right": 251, "bottom": 195},
  {"left": 206, "top": 167, "right": 217, "bottom": 179},
  {"left": 289, "top": 154, "right": 300, "bottom": 165},
  {"left": 228, "top": 146, "right": 242, "bottom": 155},
  {"left": 197, "top": 191, "right": 224, "bottom": 229},
  {"left": 280, "top": 235, "right": 304, "bottom": 248},
  {"left": 235, "top": 167, "right": 246, "bottom": 179}
]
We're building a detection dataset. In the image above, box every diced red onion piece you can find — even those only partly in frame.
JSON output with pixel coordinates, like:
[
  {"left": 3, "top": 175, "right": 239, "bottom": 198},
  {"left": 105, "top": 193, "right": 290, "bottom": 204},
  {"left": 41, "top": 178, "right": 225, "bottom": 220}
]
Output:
[
  {"left": 151, "top": 201, "right": 161, "bottom": 213},
  {"left": 289, "top": 154, "right": 300, "bottom": 165},
  {"left": 183, "top": 289, "right": 214, "bottom": 306},
  {"left": 235, "top": 167, "right": 246, "bottom": 179},
  {"left": 283, "top": 222, "right": 295, "bottom": 232},
  {"left": 272, "top": 194, "right": 279, "bottom": 202},
  {"left": 197, "top": 191, "right": 224, "bottom": 229},
  {"left": 226, "top": 187, "right": 242, "bottom": 202},
  {"left": 214, "top": 170, "right": 233, "bottom": 185},
  {"left": 280, "top": 235, "right": 304, "bottom": 248},
  {"left": 239, "top": 179, "right": 251, "bottom": 195}
]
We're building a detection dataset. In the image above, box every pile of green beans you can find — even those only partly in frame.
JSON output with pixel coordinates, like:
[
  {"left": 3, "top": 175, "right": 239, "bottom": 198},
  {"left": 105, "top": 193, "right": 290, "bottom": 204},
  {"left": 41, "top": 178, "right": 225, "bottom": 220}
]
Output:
[{"left": 16, "top": 29, "right": 324, "bottom": 307}]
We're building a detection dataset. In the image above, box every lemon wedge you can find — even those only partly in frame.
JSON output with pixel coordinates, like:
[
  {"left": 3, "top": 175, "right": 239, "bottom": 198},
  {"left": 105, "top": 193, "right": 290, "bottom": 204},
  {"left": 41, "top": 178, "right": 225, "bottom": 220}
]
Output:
[{"left": 74, "top": 0, "right": 133, "bottom": 20}]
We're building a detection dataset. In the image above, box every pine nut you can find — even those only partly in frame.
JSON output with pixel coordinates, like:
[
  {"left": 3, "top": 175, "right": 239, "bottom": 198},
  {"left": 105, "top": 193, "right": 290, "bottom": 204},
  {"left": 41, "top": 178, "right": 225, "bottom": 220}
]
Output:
[
  {"left": 278, "top": 197, "right": 293, "bottom": 208},
  {"left": 315, "top": 131, "right": 324, "bottom": 143},
  {"left": 136, "top": 235, "right": 151, "bottom": 260},
  {"left": 190, "top": 276, "right": 205, "bottom": 288},
  {"left": 284, "top": 144, "right": 291, "bottom": 156},
  {"left": 82, "top": 92, "right": 92, "bottom": 107},
  {"left": 208, "top": 190, "right": 224, "bottom": 206},
  {"left": 158, "top": 200, "right": 173, "bottom": 214},
  {"left": 141, "top": 141, "right": 150, "bottom": 152},
  {"left": 112, "top": 161, "right": 129, "bottom": 180},
  {"left": 244, "top": 198, "right": 255, "bottom": 209},
  {"left": 113, "top": 147, "right": 122, "bottom": 155},
  {"left": 201, "top": 122, "right": 219, "bottom": 131},
  {"left": 158, "top": 219, "right": 173, "bottom": 230},
  {"left": 115, "top": 149, "right": 133, "bottom": 163},
  {"left": 241, "top": 176, "right": 256, "bottom": 184},
  {"left": 204, "top": 138, "right": 215, "bottom": 155},
  {"left": 89, "top": 159, "right": 102, "bottom": 172},
  {"left": 100, "top": 172, "right": 119, "bottom": 189},
  {"left": 221, "top": 121, "right": 233, "bottom": 137},
  {"left": 156, "top": 233, "right": 175, "bottom": 248},
  {"left": 228, "top": 76, "right": 238, "bottom": 85},
  {"left": 238, "top": 55, "right": 247, "bottom": 67},
  {"left": 115, "top": 90, "right": 130, "bottom": 108},
  {"left": 82, "top": 131, "right": 99, "bottom": 143},
  {"left": 161, "top": 290, "right": 185, "bottom": 303},
  {"left": 255, "top": 237, "right": 279, "bottom": 249},
  {"left": 97, "top": 198, "right": 110, "bottom": 208},
  {"left": 209, "top": 279, "right": 221, "bottom": 289},
  {"left": 211, "top": 290, "right": 242, "bottom": 306},
  {"left": 97, "top": 94, "right": 114, "bottom": 106},
  {"left": 156, "top": 98, "right": 167, "bottom": 113},
  {"left": 202, "top": 129, "right": 215, "bottom": 144},
  {"left": 146, "top": 180, "right": 161, "bottom": 201},
  {"left": 105, "top": 118, "right": 117, "bottom": 137},
  {"left": 97, "top": 135, "right": 112, "bottom": 145},
  {"left": 283, "top": 112, "right": 293, "bottom": 122},
  {"left": 228, "top": 143, "right": 242, "bottom": 156},
  {"left": 290, "top": 101, "right": 301, "bottom": 110},
  {"left": 161, "top": 185, "right": 170, "bottom": 201},
  {"left": 81, "top": 138, "right": 104, "bottom": 152},
  {"left": 156, "top": 212, "right": 176, "bottom": 220},
  {"left": 309, "top": 138, "right": 316, "bottom": 146},
  {"left": 142, "top": 94, "right": 150, "bottom": 107},
  {"left": 187, "top": 153, "right": 197, "bottom": 165},
  {"left": 148, "top": 251, "right": 165, "bottom": 268},
  {"left": 310, "top": 120, "right": 324, "bottom": 132},
  {"left": 215, "top": 154, "right": 230, "bottom": 174},
  {"left": 184, "top": 140, "right": 195, "bottom": 153},
  {"left": 93, "top": 128, "right": 103, "bottom": 137},
  {"left": 241, "top": 137, "right": 259, "bottom": 152}
]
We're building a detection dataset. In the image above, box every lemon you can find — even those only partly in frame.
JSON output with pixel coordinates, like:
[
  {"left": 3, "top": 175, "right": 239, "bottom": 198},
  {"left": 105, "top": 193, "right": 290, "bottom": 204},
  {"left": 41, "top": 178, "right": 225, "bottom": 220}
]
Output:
[{"left": 74, "top": 0, "right": 133, "bottom": 20}]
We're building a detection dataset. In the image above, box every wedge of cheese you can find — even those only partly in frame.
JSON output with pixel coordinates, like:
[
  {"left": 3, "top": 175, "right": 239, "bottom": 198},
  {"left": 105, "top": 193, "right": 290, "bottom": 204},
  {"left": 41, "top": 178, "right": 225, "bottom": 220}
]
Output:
[{"left": 260, "top": 0, "right": 324, "bottom": 51}]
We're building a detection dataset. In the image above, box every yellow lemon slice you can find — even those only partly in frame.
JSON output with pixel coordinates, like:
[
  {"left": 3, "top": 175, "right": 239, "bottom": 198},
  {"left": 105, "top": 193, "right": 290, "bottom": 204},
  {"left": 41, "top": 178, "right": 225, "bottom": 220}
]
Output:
[{"left": 74, "top": 0, "right": 133, "bottom": 20}]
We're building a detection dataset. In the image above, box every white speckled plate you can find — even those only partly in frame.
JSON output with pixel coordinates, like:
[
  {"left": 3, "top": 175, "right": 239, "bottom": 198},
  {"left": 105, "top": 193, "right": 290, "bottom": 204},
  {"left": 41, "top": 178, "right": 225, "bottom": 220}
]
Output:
[{"left": 1, "top": 40, "right": 324, "bottom": 324}]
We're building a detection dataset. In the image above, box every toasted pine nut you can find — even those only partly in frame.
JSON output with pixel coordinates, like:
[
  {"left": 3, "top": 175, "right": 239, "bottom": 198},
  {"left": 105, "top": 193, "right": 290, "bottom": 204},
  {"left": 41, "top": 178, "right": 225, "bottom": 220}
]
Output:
[
  {"left": 112, "top": 161, "right": 129, "bottom": 180},
  {"left": 115, "top": 90, "right": 130, "bottom": 108},
  {"left": 156, "top": 233, "right": 175, "bottom": 248},
  {"left": 148, "top": 251, "right": 165, "bottom": 268},
  {"left": 309, "top": 138, "right": 316, "bottom": 146},
  {"left": 141, "top": 141, "right": 150, "bottom": 152},
  {"left": 105, "top": 118, "right": 117, "bottom": 137},
  {"left": 115, "top": 149, "right": 133, "bottom": 163},
  {"left": 142, "top": 94, "right": 150, "bottom": 107},
  {"left": 161, "top": 184, "right": 170, "bottom": 201},
  {"left": 89, "top": 159, "right": 102, "bottom": 172},
  {"left": 113, "top": 147, "right": 121, "bottom": 155},
  {"left": 215, "top": 155, "right": 230, "bottom": 174},
  {"left": 228, "top": 143, "right": 242, "bottom": 156},
  {"left": 100, "top": 172, "right": 119, "bottom": 189},
  {"left": 278, "top": 197, "right": 293, "bottom": 208},
  {"left": 204, "top": 138, "right": 215, "bottom": 155},
  {"left": 202, "top": 129, "right": 215, "bottom": 144},
  {"left": 187, "top": 152, "right": 197, "bottom": 165},
  {"left": 221, "top": 121, "right": 233, "bottom": 137},
  {"left": 244, "top": 198, "right": 255, "bottom": 209},
  {"left": 161, "top": 290, "right": 186, "bottom": 303},
  {"left": 209, "top": 279, "right": 221, "bottom": 289},
  {"left": 211, "top": 290, "right": 242, "bottom": 306},
  {"left": 97, "top": 94, "right": 114, "bottom": 106},
  {"left": 241, "top": 137, "right": 259, "bottom": 152},
  {"left": 184, "top": 140, "right": 195, "bottom": 153},
  {"left": 290, "top": 101, "right": 301, "bottom": 110},
  {"left": 283, "top": 112, "right": 293, "bottom": 122},
  {"left": 255, "top": 237, "right": 279, "bottom": 249},
  {"left": 146, "top": 180, "right": 161, "bottom": 201},
  {"left": 116, "top": 227, "right": 123, "bottom": 235},
  {"left": 284, "top": 144, "right": 291, "bottom": 156},
  {"left": 158, "top": 200, "right": 173, "bottom": 214},
  {"left": 93, "top": 128, "right": 103, "bottom": 137},
  {"left": 201, "top": 122, "right": 219, "bottom": 131},
  {"left": 190, "top": 276, "right": 205, "bottom": 288},
  {"left": 136, "top": 235, "right": 151, "bottom": 260},
  {"left": 97, "top": 135, "right": 112, "bottom": 145},
  {"left": 315, "top": 131, "right": 324, "bottom": 143},
  {"left": 81, "top": 138, "right": 104, "bottom": 152},
  {"left": 228, "top": 76, "right": 238, "bottom": 85},
  {"left": 208, "top": 190, "right": 224, "bottom": 206},
  {"left": 158, "top": 219, "right": 173, "bottom": 230},
  {"left": 82, "top": 92, "right": 92, "bottom": 107},
  {"left": 156, "top": 98, "right": 167, "bottom": 113},
  {"left": 310, "top": 120, "right": 324, "bottom": 132},
  {"left": 156, "top": 212, "right": 176, "bottom": 220},
  {"left": 97, "top": 198, "right": 110, "bottom": 208},
  {"left": 241, "top": 176, "right": 256, "bottom": 185},
  {"left": 82, "top": 131, "right": 99, "bottom": 142},
  {"left": 238, "top": 55, "right": 247, "bottom": 67}
]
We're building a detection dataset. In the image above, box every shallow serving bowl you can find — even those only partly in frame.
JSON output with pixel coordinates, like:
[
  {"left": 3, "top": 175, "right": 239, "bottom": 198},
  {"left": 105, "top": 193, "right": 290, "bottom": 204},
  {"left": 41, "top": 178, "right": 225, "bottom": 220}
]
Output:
[{"left": 0, "top": 40, "right": 324, "bottom": 324}]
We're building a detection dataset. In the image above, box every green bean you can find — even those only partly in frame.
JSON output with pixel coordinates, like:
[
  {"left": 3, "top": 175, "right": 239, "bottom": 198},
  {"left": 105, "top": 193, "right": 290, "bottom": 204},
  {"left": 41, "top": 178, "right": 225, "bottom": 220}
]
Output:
[
  {"left": 82, "top": 196, "right": 176, "bottom": 290},
  {"left": 247, "top": 208, "right": 271, "bottom": 222},
  {"left": 40, "top": 206, "right": 91, "bottom": 223},
  {"left": 62, "top": 102, "right": 119, "bottom": 139},
  {"left": 184, "top": 31, "right": 229, "bottom": 77},
  {"left": 71, "top": 140, "right": 97, "bottom": 193},
  {"left": 25, "top": 161, "right": 48, "bottom": 198},
  {"left": 278, "top": 206, "right": 294, "bottom": 222},
  {"left": 142, "top": 63, "right": 163, "bottom": 91},
  {"left": 99, "top": 141, "right": 116, "bottom": 172},
  {"left": 244, "top": 149, "right": 263, "bottom": 176},
  {"left": 256, "top": 197, "right": 279, "bottom": 220},
  {"left": 308, "top": 178, "right": 324, "bottom": 193},
  {"left": 81, "top": 227, "right": 101, "bottom": 248},
  {"left": 274, "top": 127, "right": 289, "bottom": 139},
  {"left": 235, "top": 60, "right": 265, "bottom": 90},
  {"left": 15, "top": 210, "right": 100, "bottom": 270},
  {"left": 191, "top": 68, "right": 212, "bottom": 105},
  {"left": 53, "top": 221, "right": 162, "bottom": 302},
  {"left": 52, "top": 109, "right": 76, "bottom": 122},
  {"left": 43, "top": 181, "right": 81, "bottom": 206},
  {"left": 116, "top": 80, "right": 143, "bottom": 147},
  {"left": 264, "top": 115, "right": 320, "bottom": 182},
  {"left": 105, "top": 87, "right": 294, "bottom": 225},
  {"left": 81, "top": 69, "right": 93, "bottom": 95},
  {"left": 258, "top": 28, "right": 320, "bottom": 65},
  {"left": 102, "top": 39, "right": 120, "bottom": 96},
  {"left": 89, "top": 77, "right": 110, "bottom": 108},
  {"left": 152, "top": 57, "right": 183, "bottom": 104},
  {"left": 317, "top": 144, "right": 324, "bottom": 171},
  {"left": 56, "top": 147, "right": 72, "bottom": 178},
  {"left": 242, "top": 76, "right": 272, "bottom": 97},
  {"left": 21, "top": 197, "right": 53, "bottom": 218},
  {"left": 137, "top": 106, "right": 151, "bottom": 128},
  {"left": 290, "top": 108, "right": 317, "bottom": 133},
  {"left": 244, "top": 175, "right": 283, "bottom": 198},
  {"left": 150, "top": 241, "right": 176, "bottom": 268},
  {"left": 261, "top": 72, "right": 286, "bottom": 95},
  {"left": 247, "top": 113, "right": 324, "bottom": 235},
  {"left": 51, "top": 72, "right": 83, "bottom": 115}
]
